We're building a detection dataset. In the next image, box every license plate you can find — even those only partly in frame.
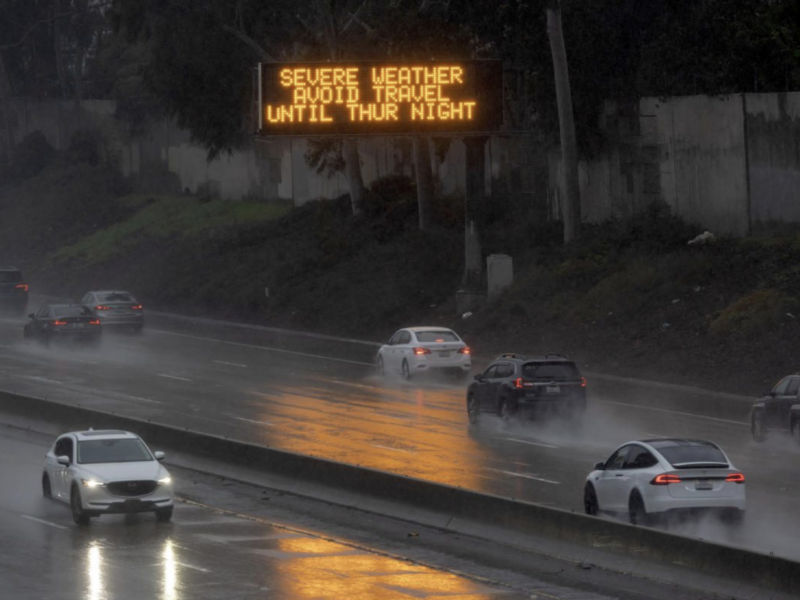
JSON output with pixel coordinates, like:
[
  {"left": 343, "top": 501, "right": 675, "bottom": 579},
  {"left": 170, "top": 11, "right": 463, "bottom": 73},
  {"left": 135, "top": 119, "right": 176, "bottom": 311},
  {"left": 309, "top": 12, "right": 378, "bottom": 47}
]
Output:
[
  {"left": 695, "top": 480, "right": 712, "bottom": 491},
  {"left": 438, "top": 351, "right": 450, "bottom": 357},
  {"left": 70, "top": 323, "right": 85, "bottom": 329},
  {"left": 546, "top": 385, "right": 560, "bottom": 394}
]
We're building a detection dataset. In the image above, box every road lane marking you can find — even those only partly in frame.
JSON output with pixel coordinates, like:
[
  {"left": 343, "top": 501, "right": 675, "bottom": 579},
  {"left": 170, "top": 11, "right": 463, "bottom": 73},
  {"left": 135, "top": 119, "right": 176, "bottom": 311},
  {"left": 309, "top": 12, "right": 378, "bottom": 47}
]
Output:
[
  {"left": 227, "top": 415, "right": 274, "bottom": 427},
  {"left": 597, "top": 399, "right": 749, "bottom": 426},
  {"left": 487, "top": 468, "right": 560, "bottom": 485},
  {"left": 155, "top": 330, "right": 374, "bottom": 367},
  {"left": 157, "top": 373, "right": 193, "bottom": 382},
  {"left": 369, "top": 444, "right": 415, "bottom": 454},
  {"left": 21, "top": 515, "right": 68, "bottom": 530},
  {"left": 504, "top": 438, "right": 559, "bottom": 449},
  {"left": 23, "top": 375, "right": 64, "bottom": 385},
  {"left": 213, "top": 360, "right": 248, "bottom": 368},
  {"left": 173, "top": 561, "right": 211, "bottom": 573}
]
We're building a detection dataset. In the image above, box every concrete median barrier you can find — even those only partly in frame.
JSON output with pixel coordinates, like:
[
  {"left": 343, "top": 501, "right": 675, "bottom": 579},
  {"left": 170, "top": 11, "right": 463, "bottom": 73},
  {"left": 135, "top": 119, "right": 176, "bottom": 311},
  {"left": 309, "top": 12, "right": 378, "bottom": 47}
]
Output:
[{"left": 1, "top": 389, "right": 796, "bottom": 595}]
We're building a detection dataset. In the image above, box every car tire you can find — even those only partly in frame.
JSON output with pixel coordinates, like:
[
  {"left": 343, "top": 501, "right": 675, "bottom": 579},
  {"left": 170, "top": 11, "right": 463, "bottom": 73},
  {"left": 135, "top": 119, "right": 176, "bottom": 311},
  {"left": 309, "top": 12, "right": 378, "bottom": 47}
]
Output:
[
  {"left": 155, "top": 507, "right": 173, "bottom": 523},
  {"left": 71, "top": 485, "right": 90, "bottom": 525},
  {"left": 628, "top": 491, "right": 650, "bottom": 526},
  {"left": 792, "top": 419, "right": 800, "bottom": 445},
  {"left": 751, "top": 413, "right": 767, "bottom": 442},
  {"left": 401, "top": 360, "right": 411, "bottom": 381},
  {"left": 584, "top": 483, "right": 599, "bottom": 516},
  {"left": 376, "top": 355, "right": 385, "bottom": 377},
  {"left": 467, "top": 394, "right": 480, "bottom": 425},
  {"left": 42, "top": 473, "right": 52, "bottom": 499}
]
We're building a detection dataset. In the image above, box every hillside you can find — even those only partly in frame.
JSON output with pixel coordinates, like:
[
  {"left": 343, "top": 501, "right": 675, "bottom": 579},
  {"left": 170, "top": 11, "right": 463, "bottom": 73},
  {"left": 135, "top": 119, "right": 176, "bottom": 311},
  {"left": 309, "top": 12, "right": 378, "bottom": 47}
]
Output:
[{"left": 2, "top": 162, "right": 800, "bottom": 398}]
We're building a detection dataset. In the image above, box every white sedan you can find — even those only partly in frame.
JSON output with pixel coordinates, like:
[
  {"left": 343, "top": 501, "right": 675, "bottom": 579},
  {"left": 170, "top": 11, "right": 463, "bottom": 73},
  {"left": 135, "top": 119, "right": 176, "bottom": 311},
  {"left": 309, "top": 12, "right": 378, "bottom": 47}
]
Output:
[
  {"left": 584, "top": 438, "right": 746, "bottom": 525},
  {"left": 376, "top": 326, "right": 471, "bottom": 380},
  {"left": 42, "top": 429, "right": 174, "bottom": 525}
]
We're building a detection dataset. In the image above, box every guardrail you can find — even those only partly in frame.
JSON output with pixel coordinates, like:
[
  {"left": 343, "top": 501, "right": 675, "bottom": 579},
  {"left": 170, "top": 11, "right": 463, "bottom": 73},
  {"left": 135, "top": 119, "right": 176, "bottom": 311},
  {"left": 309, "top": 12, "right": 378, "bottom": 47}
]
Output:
[{"left": 1, "top": 389, "right": 796, "bottom": 595}]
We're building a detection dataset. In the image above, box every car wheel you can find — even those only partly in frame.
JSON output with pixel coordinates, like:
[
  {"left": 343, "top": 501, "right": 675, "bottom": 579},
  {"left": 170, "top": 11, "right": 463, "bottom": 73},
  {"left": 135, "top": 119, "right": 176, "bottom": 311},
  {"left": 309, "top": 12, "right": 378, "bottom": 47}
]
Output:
[
  {"left": 155, "top": 507, "right": 173, "bottom": 523},
  {"left": 376, "top": 355, "right": 385, "bottom": 377},
  {"left": 42, "top": 473, "right": 52, "bottom": 499},
  {"left": 751, "top": 413, "right": 767, "bottom": 442},
  {"left": 467, "top": 394, "right": 480, "bottom": 425},
  {"left": 792, "top": 419, "right": 800, "bottom": 445},
  {"left": 401, "top": 360, "right": 411, "bottom": 381},
  {"left": 71, "top": 485, "right": 90, "bottom": 525},
  {"left": 628, "top": 491, "right": 649, "bottom": 526},
  {"left": 584, "top": 483, "right": 599, "bottom": 516}
]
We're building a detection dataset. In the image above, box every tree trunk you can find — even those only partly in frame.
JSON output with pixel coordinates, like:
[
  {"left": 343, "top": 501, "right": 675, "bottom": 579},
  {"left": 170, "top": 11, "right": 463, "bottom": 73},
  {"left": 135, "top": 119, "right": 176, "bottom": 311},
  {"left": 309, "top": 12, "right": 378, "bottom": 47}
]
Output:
[
  {"left": 547, "top": 1, "right": 581, "bottom": 243},
  {"left": 413, "top": 136, "right": 433, "bottom": 231},
  {"left": 343, "top": 138, "right": 365, "bottom": 216},
  {"left": 0, "top": 52, "right": 15, "bottom": 164},
  {"left": 462, "top": 136, "right": 487, "bottom": 288}
]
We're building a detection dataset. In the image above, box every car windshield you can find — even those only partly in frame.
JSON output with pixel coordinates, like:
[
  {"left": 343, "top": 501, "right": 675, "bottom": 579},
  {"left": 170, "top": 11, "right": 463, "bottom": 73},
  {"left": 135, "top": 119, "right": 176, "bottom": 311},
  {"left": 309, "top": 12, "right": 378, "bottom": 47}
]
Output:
[
  {"left": 77, "top": 439, "right": 153, "bottom": 464},
  {"left": 0, "top": 271, "right": 22, "bottom": 283},
  {"left": 415, "top": 330, "right": 459, "bottom": 342},
  {"left": 522, "top": 362, "right": 579, "bottom": 380},
  {"left": 98, "top": 292, "right": 135, "bottom": 303},
  {"left": 651, "top": 442, "right": 728, "bottom": 468},
  {"left": 53, "top": 306, "right": 93, "bottom": 317}
]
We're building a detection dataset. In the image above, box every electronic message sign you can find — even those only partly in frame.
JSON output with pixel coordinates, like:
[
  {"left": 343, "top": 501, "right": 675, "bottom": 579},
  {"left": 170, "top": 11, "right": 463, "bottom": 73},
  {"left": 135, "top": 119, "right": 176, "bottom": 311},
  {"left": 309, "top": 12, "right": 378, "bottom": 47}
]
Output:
[{"left": 256, "top": 61, "right": 504, "bottom": 136}]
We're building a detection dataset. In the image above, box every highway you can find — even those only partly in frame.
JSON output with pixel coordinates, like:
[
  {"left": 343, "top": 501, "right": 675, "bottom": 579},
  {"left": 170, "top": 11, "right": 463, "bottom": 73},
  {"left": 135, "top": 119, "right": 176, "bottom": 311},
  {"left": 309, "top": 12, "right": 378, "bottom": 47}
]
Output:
[{"left": 0, "top": 311, "right": 798, "bottom": 563}]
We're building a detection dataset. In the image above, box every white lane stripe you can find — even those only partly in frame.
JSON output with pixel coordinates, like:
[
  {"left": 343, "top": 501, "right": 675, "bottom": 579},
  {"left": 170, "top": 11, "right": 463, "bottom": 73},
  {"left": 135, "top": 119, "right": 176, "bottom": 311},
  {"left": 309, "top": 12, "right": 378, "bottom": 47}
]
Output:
[
  {"left": 487, "top": 468, "right": 561, "bottom": 485},
  {"left": 369, "top": 444, "right": 415, "bottom": 454},
  {"left": 21, "top": 515, "right": 68, "bottom": 530},
  {"left": 23, "top": 376, "right": 64, "bottom": 385},
  {"left": 173, "top": 561, "right": 211, "bottom": 573},
  {"left": 155, "top": 330, "right": 374, "bottom": 367},
  {"left": 120, "top": 394, "right": 161, "bottom": 404},
  {"left": 598, "top": 399, "right": 749, "bottom": 426},
  {"left": 504, "top": 438, "right": 559, "bottom": 449},
  {"left": 156, "top": 373, "right": 193, "bottom": 382},
  {"left": 213, "top": 360, "right": 248, "bottom": 368},
  {"left": 227, "top": 415, "right": 274, "bottom": 427}
]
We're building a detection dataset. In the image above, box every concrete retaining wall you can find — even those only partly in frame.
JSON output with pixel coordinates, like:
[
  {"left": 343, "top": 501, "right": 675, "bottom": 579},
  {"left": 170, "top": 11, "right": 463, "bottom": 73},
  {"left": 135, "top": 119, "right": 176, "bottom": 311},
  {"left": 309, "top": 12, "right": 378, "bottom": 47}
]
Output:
[{"left": 1, "top": 389, "right": 795, "bottom": 595}]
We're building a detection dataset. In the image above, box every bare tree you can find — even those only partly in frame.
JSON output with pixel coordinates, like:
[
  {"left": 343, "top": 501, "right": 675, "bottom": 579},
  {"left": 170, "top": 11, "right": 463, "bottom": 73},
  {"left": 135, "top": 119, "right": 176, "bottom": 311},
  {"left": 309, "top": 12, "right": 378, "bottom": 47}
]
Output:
[{"left": 546, "top": 0, "right": 581, "bottom": 242}]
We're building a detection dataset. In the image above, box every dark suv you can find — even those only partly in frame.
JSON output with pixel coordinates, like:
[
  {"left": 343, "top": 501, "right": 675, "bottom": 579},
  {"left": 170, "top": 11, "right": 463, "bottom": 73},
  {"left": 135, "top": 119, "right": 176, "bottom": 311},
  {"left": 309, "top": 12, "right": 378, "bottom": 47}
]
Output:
[
  {"left": 0, "top": 267, "right": 28, "bottom": 315},
  {"left": 751, "top": 373, "right": 800, "bottom": 443},
  {"left": 466, "top": 353, "right": 586, "bottom": 424}
]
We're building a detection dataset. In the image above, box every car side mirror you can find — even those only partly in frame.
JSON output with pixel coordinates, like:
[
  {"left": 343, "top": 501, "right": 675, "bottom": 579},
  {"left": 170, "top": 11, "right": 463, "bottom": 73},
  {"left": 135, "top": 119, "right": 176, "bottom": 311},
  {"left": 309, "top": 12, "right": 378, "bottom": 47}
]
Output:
[
  {"left": 56, "top": 455, "right": 70, "bottom": 466},
  {"left": 473, "top": 374, "right": 483, "bottom": 382},
  {"left": 154, "top": 451, "right": 165, "bottom": 461},
  {"left": 593, "top": 461, "right": 605, "bottom": 471},
  {"left": 28, "top": 313, "right": 35, "bottom": 319}
]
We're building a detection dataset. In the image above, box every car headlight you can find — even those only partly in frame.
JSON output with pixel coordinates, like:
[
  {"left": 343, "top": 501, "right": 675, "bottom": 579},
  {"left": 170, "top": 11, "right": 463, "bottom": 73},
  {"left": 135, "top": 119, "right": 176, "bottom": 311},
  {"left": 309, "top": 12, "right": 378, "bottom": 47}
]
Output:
[
  {"left": 81, "top": 478, "right": 105, "bottom": 488},
  {"left": 157, "top": 476, "right": 172, "bottom": 486}
]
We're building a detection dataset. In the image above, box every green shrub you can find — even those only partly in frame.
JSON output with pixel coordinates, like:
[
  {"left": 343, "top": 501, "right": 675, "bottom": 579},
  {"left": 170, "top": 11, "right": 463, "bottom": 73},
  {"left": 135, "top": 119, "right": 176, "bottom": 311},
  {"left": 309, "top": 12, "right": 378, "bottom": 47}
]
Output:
[{"left": 710, "top": 289, "right": 797, "bottom": 336}]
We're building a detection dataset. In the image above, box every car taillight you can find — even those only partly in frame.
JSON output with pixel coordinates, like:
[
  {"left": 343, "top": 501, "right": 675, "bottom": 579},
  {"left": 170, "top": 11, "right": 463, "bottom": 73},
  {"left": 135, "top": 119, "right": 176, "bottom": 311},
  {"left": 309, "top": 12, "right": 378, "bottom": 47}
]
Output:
[
  {"left": 89, "top": 319, "right": 101, "bottom": 326},
  {"left": 53, "top": 320, "right": 68, "bottom": 326},
  {"left": 650, "top": 474, "right": 681, "bottom": 485},
  {"left": 458, "top": 347, "right": 470, "bottom": 355},
  {"left": 15, "top": 284, "right": 28, "bottom": 292},
  {"left": 725, "top": 473, "right": 745, "bottom": 484},
  {"left": 413, "top": 347, "right": 431, "bottom": 355},
  {"left": 95, "top": 305, "right": 110, "bottom": 310},
  {"left": 581, "top": 376, "right": 587, "bottom": 387},
  {"left": 131, "top": 304, "right": 143, "bottom": 310},
  {"left": 515, "top": 377, "right": 524, "bottom": 389}
]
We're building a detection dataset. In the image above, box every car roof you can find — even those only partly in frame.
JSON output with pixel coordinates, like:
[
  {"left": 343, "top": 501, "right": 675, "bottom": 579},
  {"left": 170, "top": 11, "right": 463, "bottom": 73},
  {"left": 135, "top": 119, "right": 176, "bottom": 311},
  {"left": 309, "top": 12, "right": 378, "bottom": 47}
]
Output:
[
  {"left": 67, "top": 430, "right": 140, "bottom": 441},
  {"left": 493, "top": 353, "right": 574, "bottom": 363},
  {"left": 640, "top": 438, "right": 720, "bottom": 449},
  {"left": 406, "top": 326, "right": 455, "bottom": 332},
  {"left": 88, "top": 290, "right": 134, "bottom": 295}
]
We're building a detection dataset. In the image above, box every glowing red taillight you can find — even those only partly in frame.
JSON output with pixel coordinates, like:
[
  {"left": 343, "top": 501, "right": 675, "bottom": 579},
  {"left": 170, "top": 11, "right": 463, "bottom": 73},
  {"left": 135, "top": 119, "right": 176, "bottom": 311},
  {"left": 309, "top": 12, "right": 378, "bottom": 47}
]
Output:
[
  {"left": 15, "top": 284, "right": 29, "bottom": 292},
  {"left": 89, "top": 319, "right": 101, "bottom": 326},
  {"left": 131, "top": 305, "right": 143, "bottom": 310},
  {"left": 458, "top": 347, "right": 470, "bottom": 355},
  {"left": 650, "top": 473, "right": 681, "bottom": 485},
  {"left": 95, "top": 305, "right": 110, "bottom": 311},
  {"left": 53, "top": 320, "right": 68, "bottom": 326},
  {"left": 581, "top": 376, "right": 587, "bottom": 387},
  {"left": 725, "top": 473, "right": 745, "bottom": 484},
  {"left": 413, "top": 347, "right": 431, "bottom": 355},
  {"left": 515, "top": 377, "right": 524, "bottom": 389}
]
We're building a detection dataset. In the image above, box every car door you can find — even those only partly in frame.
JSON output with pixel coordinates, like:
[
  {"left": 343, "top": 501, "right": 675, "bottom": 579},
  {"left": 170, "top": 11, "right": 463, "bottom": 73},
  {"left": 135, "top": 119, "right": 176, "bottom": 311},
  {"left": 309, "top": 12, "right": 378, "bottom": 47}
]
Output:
[
  {"left": 765, "top": 377, "right": 792, "bottom": 428},
  {"left": 623, "top": 445, "right": 659, "bottom": 502},
  {"left": 776, "top": 377, "right": 800, "bottom": 430},
  {"left": 30, "top": 305, "right": 50, "bottom": 338},
  {"left": 385, "top": 331, "right": 403, "bottom": 370},
  {"left": 592, "top": 445, "right": 631, "bottom": 513},
  {"left": 475, "top": 364, "right": 499, "bottom": 408},
  {"left": 395, "top": 331, "right": 412, "bottom": 368},
  {"left": 490, "top": 362, "right": 514, "bottom": 411},
  {"left": 49, "top": 436, "right": 74, "bottom": 500}
]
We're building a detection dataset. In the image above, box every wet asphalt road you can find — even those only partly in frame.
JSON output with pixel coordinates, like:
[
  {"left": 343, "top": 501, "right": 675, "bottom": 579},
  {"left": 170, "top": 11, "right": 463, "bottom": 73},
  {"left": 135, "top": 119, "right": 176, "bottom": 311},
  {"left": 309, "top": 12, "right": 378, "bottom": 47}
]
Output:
[{"left": 0, "top": 312, "right": 798, "bottom": 562}]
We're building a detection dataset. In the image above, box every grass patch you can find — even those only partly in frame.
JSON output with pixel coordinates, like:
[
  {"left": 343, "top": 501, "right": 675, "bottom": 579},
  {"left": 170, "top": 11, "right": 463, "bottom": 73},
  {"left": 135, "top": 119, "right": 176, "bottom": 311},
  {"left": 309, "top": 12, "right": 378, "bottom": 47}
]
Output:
[{"left": 709, "top": 289, "right": 797, "bottom": 337}]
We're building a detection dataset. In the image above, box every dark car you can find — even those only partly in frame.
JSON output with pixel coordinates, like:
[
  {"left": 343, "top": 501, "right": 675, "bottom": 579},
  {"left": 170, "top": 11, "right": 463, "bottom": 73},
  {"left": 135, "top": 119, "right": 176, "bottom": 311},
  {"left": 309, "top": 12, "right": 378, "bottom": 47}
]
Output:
[
  {"left": 23, "top": 304, "right": 102, "bottom": 346},
  {"left": 0, "top": 267, "right": 29, "bottom": 315},
  {"left": 751, "top": 373, "right": 800, "bottom": 443},
  {"left": 466, "top": 353, "right": 586, "bottom": 424},
  {"left": 80, "top": 290, "right": 144, "bottom": 333}
]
